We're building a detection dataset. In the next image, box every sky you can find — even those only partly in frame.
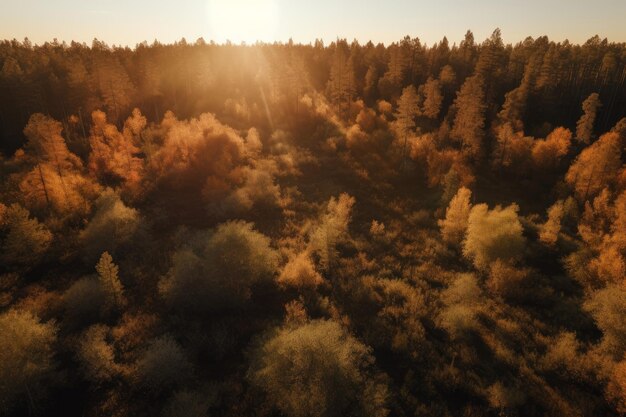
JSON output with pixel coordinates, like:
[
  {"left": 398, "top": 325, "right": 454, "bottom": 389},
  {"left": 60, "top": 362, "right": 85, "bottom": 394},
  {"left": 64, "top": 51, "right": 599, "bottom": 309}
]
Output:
[{"left": 1, "top": 0, "right": 625, "bottom": 47}]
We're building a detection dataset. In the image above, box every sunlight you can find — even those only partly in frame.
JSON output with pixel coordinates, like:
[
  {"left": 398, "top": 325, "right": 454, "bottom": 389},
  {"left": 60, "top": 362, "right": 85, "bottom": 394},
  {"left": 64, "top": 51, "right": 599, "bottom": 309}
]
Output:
[{"left": 206, "top": 0, "right": 279, "bottom": 44}]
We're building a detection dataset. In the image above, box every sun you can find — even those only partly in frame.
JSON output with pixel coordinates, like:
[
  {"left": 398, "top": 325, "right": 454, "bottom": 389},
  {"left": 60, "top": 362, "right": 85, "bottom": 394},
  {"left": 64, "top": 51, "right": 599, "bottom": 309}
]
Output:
[{"left": 206, "top": 0, "right": 279, "bottom": 44}]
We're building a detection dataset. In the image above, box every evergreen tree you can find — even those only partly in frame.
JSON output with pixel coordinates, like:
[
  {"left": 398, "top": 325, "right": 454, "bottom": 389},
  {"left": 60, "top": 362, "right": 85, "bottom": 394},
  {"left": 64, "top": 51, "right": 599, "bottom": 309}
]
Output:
[
  {"left": 451, "top": 75, "right": 486, "bottom": 159},
  {"left": 96, "top": 251, "right": 124, "bottom": 309},
  {"left": 576, "top": 93, "right": 602, "bottom": 144}
]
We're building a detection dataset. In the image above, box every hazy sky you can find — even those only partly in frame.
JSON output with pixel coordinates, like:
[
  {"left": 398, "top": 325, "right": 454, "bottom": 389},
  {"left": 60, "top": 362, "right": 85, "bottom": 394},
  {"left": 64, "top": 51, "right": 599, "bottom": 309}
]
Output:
[{"left": 1, "top": 0, "right": 625, "bottom": 47}]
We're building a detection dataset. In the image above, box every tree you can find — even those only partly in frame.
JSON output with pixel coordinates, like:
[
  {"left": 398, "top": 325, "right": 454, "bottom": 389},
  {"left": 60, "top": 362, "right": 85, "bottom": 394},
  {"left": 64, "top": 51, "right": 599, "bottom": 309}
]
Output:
[
  {"left": 475, "top": 28, "right": 505, "bottom": 79},
  {"left": 63, "top": 277, "right": 104, "bottom": 325},
  {"left": 420, "top": 77, "right": 443, "bottom": 119},
  {"left": 0, "top": 203, "right": 52, "bottom": 267},
  {"left": 576, "top": 93, "right": 601, "bottom": 144},
  {"left": 363, "top": 65, "right": 378, "bottom": 100},
  {"left": 18, "top": 113, "right": 92, "bottom": 215},
  {"left": 136, "top": 336, "right": 193, "bottom": 392},
  {"left": 159, "top": 221, "right": 279, "bottom": 312},
  {"left": 497, "top": 84, "right": 528, "bottom": 131},
  {"left": 394, "top": 85, "right": 419, "bottom": 166},
  {"left": 22, "top": 113, "right": 83, "bottom": 178},
  {"left": 486, "top": 260, "right": 530, "bottom": 300},
  {"left": 565, "top": 132, "right": 622, "bottom": 201},
  {"left": 248, "top": 320, "right": 388, "bottom": 417},
  {"left": 607, "top": 359, "right": 626, "bottom": 414},
  {"left": 76, "top": 324, "right": 121, "bottom": 383},
  {"left": 96, "top": 252, "right": 124, "bottom": 310},
  {"left": 451, "top": 75, "right": 486, "bottom": 159},
  {"left": 463, "top": 203, "right": 525, "bottom": 270},
  {"left": 309, "top": 193, "right": 355, "bottom": 272},
  {"left": 79, "top": 188, "right": 141, "bottom": 262},
  {"left": 327, "top": 46, "right": 356, "bottom": 114},
  {"left": 438, "top": 273, "right": 482, "bottom": 338},
  {"left": 88, "top": 110, "right": 144, "bottom": 191},
  {"left": 438, "top": 65, "right": 456, "bottom": 86},
  {"left": 584, "top": 284, "right": 626, "bottom": 358},
  {"left": 532, "top": 127, "right": 572, "bottom": 171},
  {"left": 93, "top": 56, "right": 136, "bottom": 124},
  {"left": 539, "top": 200, "right": 564, "bottom": 246},
  {"left": 439, "top": 187, "right": 472, "bottom": 245},
  {"left": 277, "top": 252, "right": 324, "bottom": 290},
  {"left": 0, "top": 309, "right": 56, "bottom": 413}
]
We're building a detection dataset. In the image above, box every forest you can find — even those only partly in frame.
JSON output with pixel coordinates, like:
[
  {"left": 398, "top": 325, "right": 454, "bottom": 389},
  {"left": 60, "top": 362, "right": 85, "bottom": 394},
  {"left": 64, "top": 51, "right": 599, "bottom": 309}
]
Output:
[{"left": 0, "top": 30, "right": 625, "bottom": 417}]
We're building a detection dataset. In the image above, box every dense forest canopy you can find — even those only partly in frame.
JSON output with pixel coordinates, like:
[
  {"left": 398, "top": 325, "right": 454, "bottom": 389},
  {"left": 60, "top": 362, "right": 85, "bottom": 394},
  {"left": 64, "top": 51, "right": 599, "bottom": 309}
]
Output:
[{"left": 0, "top": 30, "right": 625, "bottom": 417}]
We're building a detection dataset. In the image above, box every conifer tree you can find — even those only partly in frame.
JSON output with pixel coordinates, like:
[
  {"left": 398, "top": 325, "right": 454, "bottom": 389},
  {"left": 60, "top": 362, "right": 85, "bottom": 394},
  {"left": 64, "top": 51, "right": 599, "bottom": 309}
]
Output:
[
  {"left": 439, "top": 187, "right": 472, "bottom": 245},
  {"left": 451, "top": 75, "right": 486, "bottom": 159},
  {"left": 576, "top": 93, "right": 602, "bottom": 144},
  {"left": 96, "top": 251, "right": 124, "bottom": 309}
]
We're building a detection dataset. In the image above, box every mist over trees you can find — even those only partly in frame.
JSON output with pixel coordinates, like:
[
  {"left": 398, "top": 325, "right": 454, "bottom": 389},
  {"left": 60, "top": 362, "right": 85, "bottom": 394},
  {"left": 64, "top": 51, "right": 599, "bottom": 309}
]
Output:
[{"left": 0, "top": 30, "right": 625, "bottom": 416}]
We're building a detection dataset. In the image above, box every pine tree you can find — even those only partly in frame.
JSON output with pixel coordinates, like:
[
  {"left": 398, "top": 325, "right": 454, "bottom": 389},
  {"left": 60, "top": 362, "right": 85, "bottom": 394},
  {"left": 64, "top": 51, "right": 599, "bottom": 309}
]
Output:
[
  {"left": 395, "top": 85, "right": 419, "bottom": 166},
  {"left": 451, "top": 75, "right": 486, "bottom": 159},
  {"left": 439, "top": 187, "right": 472, "bottom": 245},
  {"left": 421, "top": 77, "right": 443, "bottom": 119},
  {"left": 539, "top": 201, "right": 564, "bottom": 246},
  {"left": 576, "top": 93, "right": 601, "bottom": 144},
  {"left": 0, "top": 203, "right": 52, "bottom": 267},
  {"left": 327, "top": 46, "right": 355, "bottom": 115},
  {"left": 96, "top": 251, "right": 124, "bottom": 309},
  {"left": 565, "top": 132, "right": 621, "bottom": 201}
]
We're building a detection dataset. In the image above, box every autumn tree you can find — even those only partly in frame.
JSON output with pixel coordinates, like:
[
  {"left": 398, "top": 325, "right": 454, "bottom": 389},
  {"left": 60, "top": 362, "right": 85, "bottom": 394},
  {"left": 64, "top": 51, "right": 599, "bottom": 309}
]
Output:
[
  {"left": 584, "top": 284, "right": 626, "bottom": 358},
  {"left": 18, "top": 113, "right": 93, "bottom": 215},
  {"left": 136, "top": 336, "right": 193, "bottom": 392},
  {"left": 491, "top": 123, "right": 533, "bottom": 172},
  {"left": 420, "top": 77, "right": 443, "bottom": 119},
  {"left": 539, "top": 200, "right": 564, "bottom": 246},
  {"left": 93, "top": 56, "right": 136, "bottom": 124},
  {"left": 451, "top": 75, "right": 486, "bottom": 159},
  {"left": 439, "top": 187, "right": 472, "bottom": 245},
  {"left": 76, "top": 324, "right": 121, "bottom": 383},
  {"left": 96, "top": 252, "right": 125, "bottom": 310},
  {"left": 309, "top": 193, "right": 355, "bottom": 272},
  {"left": 248, "top": 320, "right": 388, "bottom": 417},
  {"left": 565, "top": 132, "right": 622, "bottom": 201},
  {"left": 0, "top": 309, "right": 56, "bottom": 413},
  {"left": 576, "top": 93, "right": 601, "bottom": 144},
  {"left": 531, "top": 127, "right": 572, "bottom": 171},
  {"left": 438, "top": 273, "right": 483, "bottom": 338},
  {"left": 393, "top": 85, "right": 419, "bottom": 164},
  {"left": 79, "top": 189, "right": 142, "bottom": 262},
  {"left": 607, "top": 359, "right": 626, "bottom": 414},
  {"left": 277, "top": 252, "right": 324, "bottom": 291},
  {"left": 463, "top": 203, "right": 525, "bottom": 270},
  {"left": 88, "top": 110, "right": 144, "bottom": 191},
  {"left": 0, "top": 203, "right": 52, "bottom": 267},
  {"left": 486, "top": 260, "right": 530, "bottom": 300},
  {"left": 63, "top": 277, "right": 104, "bottom": 325},
  {"left": 159, "top": 221, "right": 279, "bottom": 312},
  {"left": 327, "top": 46, "right": 356, "bottom": 114}
]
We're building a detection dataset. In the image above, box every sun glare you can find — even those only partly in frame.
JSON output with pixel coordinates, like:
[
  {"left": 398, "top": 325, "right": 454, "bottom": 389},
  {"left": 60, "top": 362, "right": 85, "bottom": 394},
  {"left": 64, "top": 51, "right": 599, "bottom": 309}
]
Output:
[{"left": 206, "top": 0, "right": 279, "bottom": 44}]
